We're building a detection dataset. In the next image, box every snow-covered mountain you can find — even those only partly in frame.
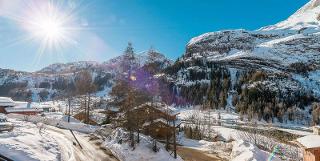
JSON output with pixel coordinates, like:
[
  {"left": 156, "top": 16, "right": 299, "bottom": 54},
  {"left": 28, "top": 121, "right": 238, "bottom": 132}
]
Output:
[
  {"left": 37, "top": 61, "right": 100, "bottom": 74},
  {"left": 102, "top": 50, "right": 172, "bottom": 73},
  {"left": 0, "top": 50, "right": 171, "bottom": 101},
  {"left": 163, "top": 0, "right": 320, "bottom": 123},
  {"left": 262, "top": 0, "right": 320, "bottom": 32}
]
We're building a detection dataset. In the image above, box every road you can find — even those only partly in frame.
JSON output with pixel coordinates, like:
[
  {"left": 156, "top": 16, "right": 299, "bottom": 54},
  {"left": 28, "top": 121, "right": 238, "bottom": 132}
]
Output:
[
  {"left": 44, "top": 125, "right": 118, "bottom": 161},
  {"left": 177, "top": 146, "right": 223, "bottom": 161},
  {"left": 0, "top": 118, "right": 118, "bottom": 161}
]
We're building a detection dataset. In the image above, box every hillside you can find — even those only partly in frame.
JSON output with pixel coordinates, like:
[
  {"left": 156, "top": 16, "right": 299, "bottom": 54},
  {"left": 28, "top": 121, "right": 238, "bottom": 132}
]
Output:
[
  {"left": 162, "top": 0, "right": 320, "bottom": 124},
  {"left": 0, "top": 49, "right": 171, "bottom": 102}
]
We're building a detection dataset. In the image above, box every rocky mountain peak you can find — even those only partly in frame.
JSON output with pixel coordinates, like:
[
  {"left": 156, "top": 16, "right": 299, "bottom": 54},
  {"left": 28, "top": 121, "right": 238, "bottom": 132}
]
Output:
[{"left": 262, "top": 0, "right": 320, "bottom": 31}]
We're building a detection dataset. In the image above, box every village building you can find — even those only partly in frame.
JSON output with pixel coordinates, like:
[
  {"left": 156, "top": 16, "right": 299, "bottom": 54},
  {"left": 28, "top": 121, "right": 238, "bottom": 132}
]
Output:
[
  {"left": 296, "top": 128, "right": 320, "bottom": 161},
  {"left": 5, "top": 102, "right": 43, "bottom": 115},
  {"left": 0, "top": 97, "right": 15, "bottom": 113},
  {"left": 5, "top": 107, "right": 43, "bottom": 115},
  {"left": 0, "top": 98, "right": 44, "bottom": 115},
  {"left": 130, "top": 102, "right": 181, "bottom": 140}
]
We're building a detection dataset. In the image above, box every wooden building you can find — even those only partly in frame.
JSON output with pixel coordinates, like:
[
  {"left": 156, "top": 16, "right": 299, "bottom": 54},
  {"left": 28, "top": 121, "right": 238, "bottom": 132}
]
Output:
[
  {"left": 0, "top": 97, "right": 15, "bottom": 113},
  {"left": 1, "top": 100, "right": 43, "bottom": 115},
  {"left": 296, "top": 135, "right": 320, "bottom": 161},
  {"left": 129, "top": 102, "right": 180, "bottom": 140},
  {"left": 143, "top": 118, "right": 179, "bottom": 139},
  {"left": 5, "top": 107, "right": 43, "bottom": 115}
]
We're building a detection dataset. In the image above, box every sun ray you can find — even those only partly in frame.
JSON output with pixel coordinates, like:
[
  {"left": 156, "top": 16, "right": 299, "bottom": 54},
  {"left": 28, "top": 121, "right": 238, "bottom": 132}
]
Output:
[{"left": 1, "top": 0, "right": 90, "bottom": 65}]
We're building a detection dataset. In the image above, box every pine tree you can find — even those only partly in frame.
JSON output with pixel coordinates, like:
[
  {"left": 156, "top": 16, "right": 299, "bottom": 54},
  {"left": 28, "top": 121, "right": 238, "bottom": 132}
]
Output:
[{"left": 121, "top": 42, "right": 136, "bottom": 73}]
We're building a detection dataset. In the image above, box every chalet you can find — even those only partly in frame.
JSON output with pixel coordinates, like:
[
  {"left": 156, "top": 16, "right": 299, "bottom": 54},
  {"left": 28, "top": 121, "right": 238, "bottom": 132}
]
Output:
[
  {"left": 36, "top": 103, "right": 54, "bottom": 112},
  {"left": 0, "top": 97, "right": 15, "bottom": 113},
  {"left": 130, "top": 102, "right": 181, "bottom": 139},
  {"left": 5, "top": 101, "right": 43, "bottom": 115},
  {"left": 296, "top": 134, "right": 320, "bottom": 161},
  {"left": 143, "top": 118, "right": 180, "bottom": 139},
  {"left": 6, "top": 102, "right": 42, "bottom": 115},
  {"left": 104, "top": 107, "right": 120, "bottom": 118},
  {"left": 5, "top": 107, "right": 43, "bottom": 115}
]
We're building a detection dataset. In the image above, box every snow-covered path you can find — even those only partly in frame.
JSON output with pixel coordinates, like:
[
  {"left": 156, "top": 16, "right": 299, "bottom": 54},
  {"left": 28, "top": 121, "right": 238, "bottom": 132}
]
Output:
[
  {"left": 0, "top": 119, "right": 117, "bottom": 161},
  {"left": 45, "top": 126, "right": 116, "bottom": 161}
]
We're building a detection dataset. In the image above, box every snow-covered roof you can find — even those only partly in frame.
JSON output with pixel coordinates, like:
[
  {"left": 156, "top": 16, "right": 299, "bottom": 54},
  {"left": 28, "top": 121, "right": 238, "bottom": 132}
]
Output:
[
  {"left": 13, "top": 101, "right": 29, "bottom": 108},
  {"left": 133, "top": 102, "right": 179, "bottom": 116},
  {"left": 5, "top": 107, "right": 43, "bottom": 113},
  {"left": 0, "top": 97, "right": 15, "bottom": 107},
  {"left": 143, "top": 118, "right": 181, "bottom": 127},
  {"left": 296, "top": 135, "right": 320, "bottom": 149}
]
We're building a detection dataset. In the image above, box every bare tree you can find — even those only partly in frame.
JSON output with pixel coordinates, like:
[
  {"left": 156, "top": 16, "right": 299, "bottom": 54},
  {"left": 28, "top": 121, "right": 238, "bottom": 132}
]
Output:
[{"left": 75, "top": 70, "right": 97, "bottom": 124}]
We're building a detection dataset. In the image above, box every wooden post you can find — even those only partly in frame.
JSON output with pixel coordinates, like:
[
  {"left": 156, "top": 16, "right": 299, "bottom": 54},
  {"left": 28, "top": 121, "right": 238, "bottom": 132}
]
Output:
[
  {"left": 173, "top": 120, "right": 177, "bottom": 159},
  {"left": 70, "top": 130, "right": 83, "bottom": 149},
  {"left": 87, "top": 94, "right": 91, "bottom": 124},
  {"left": 84, "top": 95, "right": 87, "bottom": 123},
  {"left": 137, "top": 128, "right": 140, "bottom": 143},
  {"left": 68, "top": 98, "right": 71, "bottom": 123}
]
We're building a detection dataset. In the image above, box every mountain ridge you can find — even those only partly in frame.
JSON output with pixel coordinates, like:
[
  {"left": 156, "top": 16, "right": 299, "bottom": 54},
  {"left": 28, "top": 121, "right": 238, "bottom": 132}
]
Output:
[
  {"left": 0, "top": 49, "right": 172, "bottom": 101},
  {"left": 161, "top": 0, "right": 320, "bottom": 123}
]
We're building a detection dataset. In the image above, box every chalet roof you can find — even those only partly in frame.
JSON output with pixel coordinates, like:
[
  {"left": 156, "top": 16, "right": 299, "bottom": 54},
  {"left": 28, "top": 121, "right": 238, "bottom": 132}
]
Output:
[
  {"left": 133, "top": 102, "right": 179, "bottom": 116},
  {"left": 296, "top": 135, "right": 320, "bottom": 149},
  {"left": 5, "top": 102, "right": 43, "bottom": 113},
  {"left": 143, "top": 118, "right": 181, "bottom": 127},
  {"left": 5, "top": 107, "right": 43, "bottom": 113},
  {"left": 0, "top": 97, "right": 15, "bottom": 107}
]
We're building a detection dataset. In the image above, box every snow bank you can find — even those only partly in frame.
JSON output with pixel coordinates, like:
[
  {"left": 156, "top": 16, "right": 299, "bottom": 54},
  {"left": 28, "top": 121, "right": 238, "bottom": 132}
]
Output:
[
  {"left": 0, "top": 119, "right": 60, "bottom": 161},
  {"left": 178, "top": 135, "right": 233, "bottom": 160},
  {"left": 8, "top": 114, "right": 98, "bottom": 133},
  {"left": 44, "top": 112, "right": 81, "bottom": 123},
  {"left": 296, "top": 134, "right": 320, "bottom": 149},
  {"left": 103, "top": 128, "right": 183, "bottom": 161},
  {"left": 231, "top": 140, "right": 280, "bottom": 161}
]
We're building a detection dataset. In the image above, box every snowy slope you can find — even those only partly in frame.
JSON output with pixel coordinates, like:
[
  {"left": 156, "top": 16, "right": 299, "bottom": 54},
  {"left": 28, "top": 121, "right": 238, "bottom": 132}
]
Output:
[
  {"left": 186, "top": 0, "right": 320, "bottom": 70},
  {"left": 0, "top": 49, "right": 171, "bottom": 101},
  {"left": 102, "top": 50, "right": 172, "bottom": 72},
  {"left": 176, "top": 0, "right": 320, "bottom": 100},
  {"left": 262, "top": 0, "right": 320, "bottom": 32},
  {"left": 103, "top": 128, "right": 183, "bottom": 161}
]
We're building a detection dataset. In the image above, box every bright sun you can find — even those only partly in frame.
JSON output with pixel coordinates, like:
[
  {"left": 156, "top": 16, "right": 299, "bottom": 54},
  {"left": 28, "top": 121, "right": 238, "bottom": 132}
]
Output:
[
  {"left": 32, "top": 16, "right": 65, "bottom": 43},
  {"left": 39, "top": 19, "right": 63, "bottom": 40},
  {"left": 17, "top": 1, "right": 78, "bottom": 53}
]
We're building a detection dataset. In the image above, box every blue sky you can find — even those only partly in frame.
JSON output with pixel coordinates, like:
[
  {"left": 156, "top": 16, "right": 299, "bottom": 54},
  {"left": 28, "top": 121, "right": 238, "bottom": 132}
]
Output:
[{"left": 0, "top": 0, "right": 308, "bottom": 71}]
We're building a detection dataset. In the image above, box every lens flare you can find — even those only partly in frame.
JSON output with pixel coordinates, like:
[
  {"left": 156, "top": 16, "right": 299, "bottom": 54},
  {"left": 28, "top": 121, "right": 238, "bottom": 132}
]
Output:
[
  {"left": 21, "top": 1, "right": 78, "bottom": 52},
  {"left": 2, "top": 0, "right": 85, "bottom": 61}
]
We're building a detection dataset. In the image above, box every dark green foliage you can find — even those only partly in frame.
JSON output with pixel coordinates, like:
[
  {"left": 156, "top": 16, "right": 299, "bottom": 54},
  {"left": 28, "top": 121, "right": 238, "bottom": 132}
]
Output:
[
  {"left": 289, "top": 62, "right": 312, "bottom": 74},
  {"left": 93, "top": 73, "right": 112, "bottom": 91},
  {"left": 183, "top": 125, "right": 204, "bottom": 140},
  {"left": 39, "top": 90, "right": 50, "bottom": 101},
  {"left": 312, "top": 103, "right": 320, "bottom": 125},
  {"left": 0, "top": 81, "right": 32, "bottom": 101},
  {"left": 164, "top": 62, "right": 231, "bottom": 108},
  {"left": 164, "top": 60, "right": 186, "bottom": 75},
  {"left": 38, "top": 82, "right": 51, "bottom": 89},
  {"left": 52, "top": 77, "right": 70, "bottom": 90},
  {"left": 0, "top": 81, "right": 28, "bottom": 96},
  {"left": 163, "top": 56, "right": 317, "bottom": 123}
]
